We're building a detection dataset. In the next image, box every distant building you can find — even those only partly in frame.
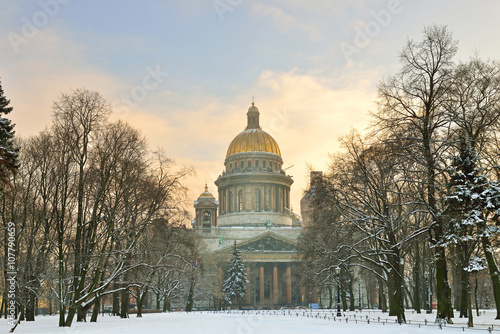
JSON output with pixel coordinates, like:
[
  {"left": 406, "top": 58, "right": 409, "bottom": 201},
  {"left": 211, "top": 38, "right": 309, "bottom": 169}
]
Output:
[
  {"left": 193, "top": 103, "right": 303, "bottom": 307},
  {"left": 300, "top": 171, "right": 323, "bottom": 231}
]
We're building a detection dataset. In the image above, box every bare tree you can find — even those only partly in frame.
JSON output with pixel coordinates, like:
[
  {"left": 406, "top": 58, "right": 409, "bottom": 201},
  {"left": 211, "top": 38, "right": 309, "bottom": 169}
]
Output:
[
  {"left": 373, "top": 25, "right": 458, "bottom": 323},
  {"left": 52, "top": 88, "right": 111, "bottom": 326}
]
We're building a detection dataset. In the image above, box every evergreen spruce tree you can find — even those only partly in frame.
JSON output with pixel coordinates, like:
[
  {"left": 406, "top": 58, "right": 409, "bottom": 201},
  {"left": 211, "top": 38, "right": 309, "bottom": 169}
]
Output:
[
  {"left": 445, "top": 137, "right": 500, "bottom": 321},
  {"left": 222, "top": 242, "right": 248, "bottom": 310},
  {"left": 444, "top": 136, "right": 487, "bottom": 326},
  {"left": 0, "top": 79, "right": 18, "bottom": 190},
  {"left": 445, "top": 136, "right": 487, "bottom": 244}
]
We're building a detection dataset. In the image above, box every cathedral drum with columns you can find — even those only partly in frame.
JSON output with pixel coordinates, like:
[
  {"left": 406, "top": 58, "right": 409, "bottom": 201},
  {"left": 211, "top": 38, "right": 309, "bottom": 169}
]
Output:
[{"left": 193, "top": 103, "right": 304, "bottom": 308}]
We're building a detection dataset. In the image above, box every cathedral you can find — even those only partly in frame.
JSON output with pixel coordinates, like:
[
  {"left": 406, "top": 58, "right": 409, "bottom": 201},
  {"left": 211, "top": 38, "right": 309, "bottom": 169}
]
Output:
[{"left": 193, "top": 102, "right": 304, "bottom": 307}]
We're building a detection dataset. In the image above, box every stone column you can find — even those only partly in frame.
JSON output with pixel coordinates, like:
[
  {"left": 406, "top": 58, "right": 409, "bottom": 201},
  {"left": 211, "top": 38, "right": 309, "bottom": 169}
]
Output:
[
  {"left": 259, "top": 265, "right": 265, "bottom": 303},
  {"left": 234, "top": 186, "right": 238, "bottom": 212},
  {"left": 282, "top": 267, "right": 287, "bottom": 302},
  {"left": 273, "top": 265, "right": 278, "bottom": 304},
  {"left": 287, "top": 189, "right": 290, "bottom": 210},
  {"left": 286, "top": 265, "right": 292, "bottom": 304},
  {"left": 279, "top": 187, "right": 283, "bottom": 212},
  {"left": 218, "top": 190, "right": 222, "bottom": 213},
  {"left": 245, "top": 267, "right": 251, "bottom": 304}
]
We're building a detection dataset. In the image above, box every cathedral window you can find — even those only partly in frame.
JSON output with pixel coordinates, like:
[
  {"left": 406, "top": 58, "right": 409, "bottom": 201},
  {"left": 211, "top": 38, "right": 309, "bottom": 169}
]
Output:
[
  {"left": 202, "top": 211, "right": 211, "bottom": 229},
  {"left": 263, "top": 161, "right": 266, "bottom": 168},
  {"left": 255, "top": 160, "right": 259, "bottom": 168},
  {"left": 229, "top": 191, "right": 234, "bottom": 213},
  {"left": 229, "top": 163, "right": 232, "bottom": 171},
  {"left": 247, "top": 160, "right": 251, "bottom": 168},
  {"left": 265, "top": 189, "right": 271, "bottom": 211},
  {"left": 255, "top": 189, "right": 261, "bottom": 211},
  {"left": 238, "top": 190, "right": 243, "bottom": 211}
]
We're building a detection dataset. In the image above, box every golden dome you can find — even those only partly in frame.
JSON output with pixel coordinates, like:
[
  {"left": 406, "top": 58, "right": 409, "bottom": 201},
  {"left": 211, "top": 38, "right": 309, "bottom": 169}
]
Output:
[
  {"left": 199, "top": 184, "right": 214, "bottom": 198},
  {"left": 226, "top": 128, "right": 281, "bottom": 157}
]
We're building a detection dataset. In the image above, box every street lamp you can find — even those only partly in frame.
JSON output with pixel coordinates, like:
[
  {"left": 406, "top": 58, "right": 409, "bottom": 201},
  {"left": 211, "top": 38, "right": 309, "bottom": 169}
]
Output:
[
  {"left": 424, "top": 272, "right": 431, "bottom": 314},
  {"left": 335, "top": 266, "right": 341, "bottom": 317},
  {"left": 358, "top": 283, "right": 362, "bottom": 310}
]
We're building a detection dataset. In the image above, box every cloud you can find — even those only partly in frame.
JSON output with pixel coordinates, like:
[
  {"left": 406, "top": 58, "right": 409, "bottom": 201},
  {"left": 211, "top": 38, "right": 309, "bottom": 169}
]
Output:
[
  {"left": 0, "top": 27, "right": 124, "bottom": 137},
  {"left": 250, "top": 3, "right": 323, "bottom": 41},
  {"left": 0, "top": 21, "right": 379, "bottom": 224},
  {"left": 241, "top": 69, "right": 375, "bottom": 211}
]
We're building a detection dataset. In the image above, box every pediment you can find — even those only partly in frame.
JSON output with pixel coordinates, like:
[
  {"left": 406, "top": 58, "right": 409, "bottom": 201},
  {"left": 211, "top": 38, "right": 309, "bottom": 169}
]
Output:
[{"left": 216, "top": 232, "right": 298, "bottom": 253}]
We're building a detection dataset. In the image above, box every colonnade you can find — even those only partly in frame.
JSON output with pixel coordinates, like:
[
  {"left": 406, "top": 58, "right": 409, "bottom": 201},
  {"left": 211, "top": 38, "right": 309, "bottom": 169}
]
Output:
[
  {"left": 219, "top": 184, "right": 291, "bottom": 215},
  {"left": 245, "top": 263, "right": 294, "bottom": 305}
]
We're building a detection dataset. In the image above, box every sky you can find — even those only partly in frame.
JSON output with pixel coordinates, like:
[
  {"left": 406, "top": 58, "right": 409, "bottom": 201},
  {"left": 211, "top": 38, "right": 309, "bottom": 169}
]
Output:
[{"left": 1, "top": 0, "right": 500, "bottom": 221}]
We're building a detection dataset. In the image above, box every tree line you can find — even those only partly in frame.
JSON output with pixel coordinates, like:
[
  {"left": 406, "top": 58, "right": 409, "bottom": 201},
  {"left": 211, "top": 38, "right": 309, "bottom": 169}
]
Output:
[
  {"left": 0, "top": 86, "right": 199, "bottom": 328},
  {"left": 298, "top": 25, "right": 500, "bottom": 327}
]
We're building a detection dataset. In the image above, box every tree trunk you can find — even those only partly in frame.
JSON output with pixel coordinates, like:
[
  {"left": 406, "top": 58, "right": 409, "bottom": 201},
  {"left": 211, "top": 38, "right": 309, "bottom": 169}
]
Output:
[
  {"left": 186, "top": 278, "right": 195, "bottom": 312},
  {"left": 387, "top": 256, "right": 406, "bottom": 324},
  {"left": 467, "top": 276, "right": 473, "bottom": 327},
  {"left": 475, "top": 276, "right": 480, "bottom": 317},
  {"left": 90, "top": 296, "right": 100, "bottom": 322},
  {"left": 163, "top": 296, "right": 171, "bottom": 312},
  {"left": 59, "top": 297, "right": 66, "bottom": 327},
  {"left": 112, "top": 288, "right": 120, "bottom": 316},
  {"left": 459, "top": 267, "right": 468, "bottom": 318},
  {"left": 137, "top": 287, "right": 148, "bottom": 317},
  {"left": 25, "top": 289, "right": 36, "bottom": 321},
  {"left": 482, "top": 235, "right": 500, "bottom": 319},
  {"left": 58, "top": 219, "right": 66, "bottom": 327},
  {"left": 378, "top": 276, "right": 387, "bottom": 312},
  {"left": 452, "top": 259, "right": 461, "bottom": 311},
  {"left": 431, "top": 227, "right": 453, "bottom": 324},
  {"left": 328, "top": 286, "right": 333, "bottom": 309},
  {"left": 434, "top": 244, "right": 454, "bottom": 322},
  {"left": 120, "top": 288, "right": 129, "bottom": 318},
  {"left": 341, "top": 286, "right": 347, "bottom": 311},
  {"left": 77, "top": 304, "right": 88, "bottom": 322},
  {"left": 348, "top": 282, "right": 355, "bottom": 311},
  {"left": 413, "top": 243, "right": 421, "bottom": 313}
]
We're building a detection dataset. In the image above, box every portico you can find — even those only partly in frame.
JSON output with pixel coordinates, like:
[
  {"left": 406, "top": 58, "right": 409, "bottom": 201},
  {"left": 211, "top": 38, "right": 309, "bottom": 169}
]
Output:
[{"left": 216, "top": 231, "right": 301, "bottom": 306}]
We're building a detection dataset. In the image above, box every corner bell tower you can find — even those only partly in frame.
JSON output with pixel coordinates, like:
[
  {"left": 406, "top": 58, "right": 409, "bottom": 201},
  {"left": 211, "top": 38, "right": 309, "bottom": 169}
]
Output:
[{"left": 194, "top": 184, "right": 218, "bottom": 231}]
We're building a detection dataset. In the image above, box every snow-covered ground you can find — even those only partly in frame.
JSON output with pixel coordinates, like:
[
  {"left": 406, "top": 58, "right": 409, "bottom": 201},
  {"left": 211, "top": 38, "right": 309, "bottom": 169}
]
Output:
[{"left": 2, "top": 309, "right": 499, "bottom": 334}]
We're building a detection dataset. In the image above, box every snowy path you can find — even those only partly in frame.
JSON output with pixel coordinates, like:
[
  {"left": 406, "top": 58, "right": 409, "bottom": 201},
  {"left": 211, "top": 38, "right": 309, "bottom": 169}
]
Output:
[{"left": 1, "top": 309, "right": 499, "bottom": 334}]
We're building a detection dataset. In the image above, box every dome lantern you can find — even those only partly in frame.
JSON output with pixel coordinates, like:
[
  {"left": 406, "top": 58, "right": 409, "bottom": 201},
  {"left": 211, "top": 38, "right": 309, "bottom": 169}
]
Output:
[{"left": 246, "top": 102, "right": 261, "bottom": 130}]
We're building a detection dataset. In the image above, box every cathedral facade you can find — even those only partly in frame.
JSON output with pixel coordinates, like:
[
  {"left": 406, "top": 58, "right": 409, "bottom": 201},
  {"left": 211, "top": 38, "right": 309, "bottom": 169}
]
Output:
[{"left": 193, "top": 103, "right": 303, "bottom": 307}]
